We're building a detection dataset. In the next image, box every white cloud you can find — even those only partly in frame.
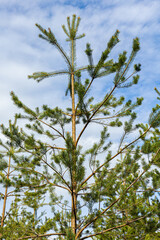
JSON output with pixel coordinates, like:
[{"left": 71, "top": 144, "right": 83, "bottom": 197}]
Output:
[
  {"left": 0, "top": 0, "right": 159, "bottom": 154},
  {"left": 0, "top": 0, "right": 159, "bottom": 155}
]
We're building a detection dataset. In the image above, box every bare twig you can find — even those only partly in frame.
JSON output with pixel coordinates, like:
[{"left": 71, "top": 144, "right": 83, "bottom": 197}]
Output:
[
  {"left": 36, "top": 118, "right": 66, "bottom": 140},
  {"left": 18, "top": 232, "right": 66, "bottom": 240},
  {"left": 46, "top": 144, "right": 66, "bottom": 151}
]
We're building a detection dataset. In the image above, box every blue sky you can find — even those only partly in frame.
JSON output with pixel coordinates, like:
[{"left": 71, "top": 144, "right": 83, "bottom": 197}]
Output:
[
  {"left": 0, "top": 0, "right": 160, "bottom": 127},
  {"left": 0, "top": 0, "right": 159, "bottom": 148}
]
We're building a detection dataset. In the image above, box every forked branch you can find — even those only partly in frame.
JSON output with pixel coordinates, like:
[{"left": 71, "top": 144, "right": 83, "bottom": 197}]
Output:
[{"left": 76, "top": 85, "right": 116, "bottom": 146}]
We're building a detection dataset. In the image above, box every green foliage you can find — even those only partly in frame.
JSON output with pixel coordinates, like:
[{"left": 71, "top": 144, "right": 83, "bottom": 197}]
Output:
[
  {"left": 149, "top": 90, "right": 160, "bottom": 127},
  {"left": 0, "top": 159, "right": 7, "bottom": 171},
  {"left": 62, "top": 15, "right": 85, "bottom": 41},
  {"left": 0, "top": 198, "right": 50, "bottom": 239}
]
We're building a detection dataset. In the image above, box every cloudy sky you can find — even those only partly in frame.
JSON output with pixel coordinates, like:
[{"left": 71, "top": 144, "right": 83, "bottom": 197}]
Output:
[
  {"left": 0, "top": 0, "right": 160, "bottom": 127},
  {"left": 0, "top": 0, "right": 160, "bottom": 236}
]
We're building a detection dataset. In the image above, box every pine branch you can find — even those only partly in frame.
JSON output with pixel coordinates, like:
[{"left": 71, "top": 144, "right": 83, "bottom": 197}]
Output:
[
  {"left": 118, "top": 132, "right": 127, "bottom": 152},
  {"left": 75, "top": 75, "right": 98, "bottom": 114},
  {"left": 38, "top": 156, "right": 71, "bottom": 190},
  {"left": 28, "top": 70, "right": 69, "bottom": 82},
  {"left": 75, "top": 60, "right": 115, "bottom": 114},
  {"left": 36, "top": 117, "right": 66, "bottom": 140},
  {"left": 79, "top": 215, "right": 147, "bottom": 240},
  {"left": 61, "top": 111, "right": 72, "bottom": 116},
  {"left": 135, "top": 189, "right": 160, "bottom": 193},
  {"left": 139, "top": 237, "right": 145, "bottom": 240},
  {"left": 76, "top": 147, "right": 160, "bottom": 237},
  {"left": 36, "top": 23, "right": 72, "bottom": 69},
  {"left": 76, "top": 85, "right": 117, "bottom": 146},
  {"left": 62, "top": 15, "right": 85, "bottom": 41},
  {"left": 114, "top": 38, "right": 140, "bottom": 87},
  {"left": 14, "top": 167, "right": 71, "bottom": 193},
  {"left": 75, "top": 63, "right": 113, "bottom": 73},
  {"left": 19, "top": 145, "right": 71, "bottom": 190},
  {"left": 91, "top": 102, "right": 138, "bottom": 120},
  {"left": 79, "top": 125, "right": 152, "bottom": 188},
  {"left": 18, "top": 232, "right": 66, "bottom": 240},
  {"left": 119, "top": 70, "right": 136, "bottom": 84},
  {"left": 6, "top": 190, "right": 16, "bottom": 197},
  {"left": 46, "top": 144, "right": 67, "bottom": 151}
]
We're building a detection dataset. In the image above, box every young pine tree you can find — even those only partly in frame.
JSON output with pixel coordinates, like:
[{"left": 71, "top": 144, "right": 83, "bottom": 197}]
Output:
[{"left": 0, "top": 15, "right": 159, "bottom": 239}]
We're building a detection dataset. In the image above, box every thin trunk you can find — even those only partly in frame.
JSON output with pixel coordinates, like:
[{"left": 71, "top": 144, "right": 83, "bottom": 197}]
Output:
[
  {"left": 1, "top": 186, "right": 8, "bottom": 228},
  {"left": 1, "top": 156, "right": 11, "bottom": 227},
  {"left": 71, "top": 39, "right": 77, "bottom": 234},
  {"left": 33, "top": 208, "right": 37, "bottom": 230}
]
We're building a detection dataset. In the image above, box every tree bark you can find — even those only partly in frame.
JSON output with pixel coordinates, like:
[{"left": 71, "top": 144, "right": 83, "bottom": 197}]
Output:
[
  {"left": 1, "top": 156, "right": 11, "bottom": 227},
  {"left": 71, "top": 39, "right": 77, "bottom": 234}
]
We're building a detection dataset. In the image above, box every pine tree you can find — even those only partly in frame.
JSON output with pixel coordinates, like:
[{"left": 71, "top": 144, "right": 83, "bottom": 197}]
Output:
[
  {"left": 0, "top": 118, "right": 20, "bottom": 230},
  {"left": 0, "top": 119, "right": 51, "bottom": 239},
  {"left": 0, "top": 15, "right": 159, "bottom": 239}
]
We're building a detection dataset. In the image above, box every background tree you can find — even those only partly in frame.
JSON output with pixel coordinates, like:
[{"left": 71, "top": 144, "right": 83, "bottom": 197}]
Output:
[
  {"left": 0, "top": 15, "right": 159, "bottom": 239},
  {"left": 0, "top": 119, "right": 53, "bottom": 239},
  {"left": 0, "top": 118, "right": 21, "bottom": 231}
]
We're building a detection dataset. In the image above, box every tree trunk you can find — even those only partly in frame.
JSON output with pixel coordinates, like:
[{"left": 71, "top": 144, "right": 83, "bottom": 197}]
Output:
[
  {"left": 1, "top": 156, "right": 11, "bottom": 227},
  {"left": 71, "top": 39, "right": 77, "bottom": 234}
]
